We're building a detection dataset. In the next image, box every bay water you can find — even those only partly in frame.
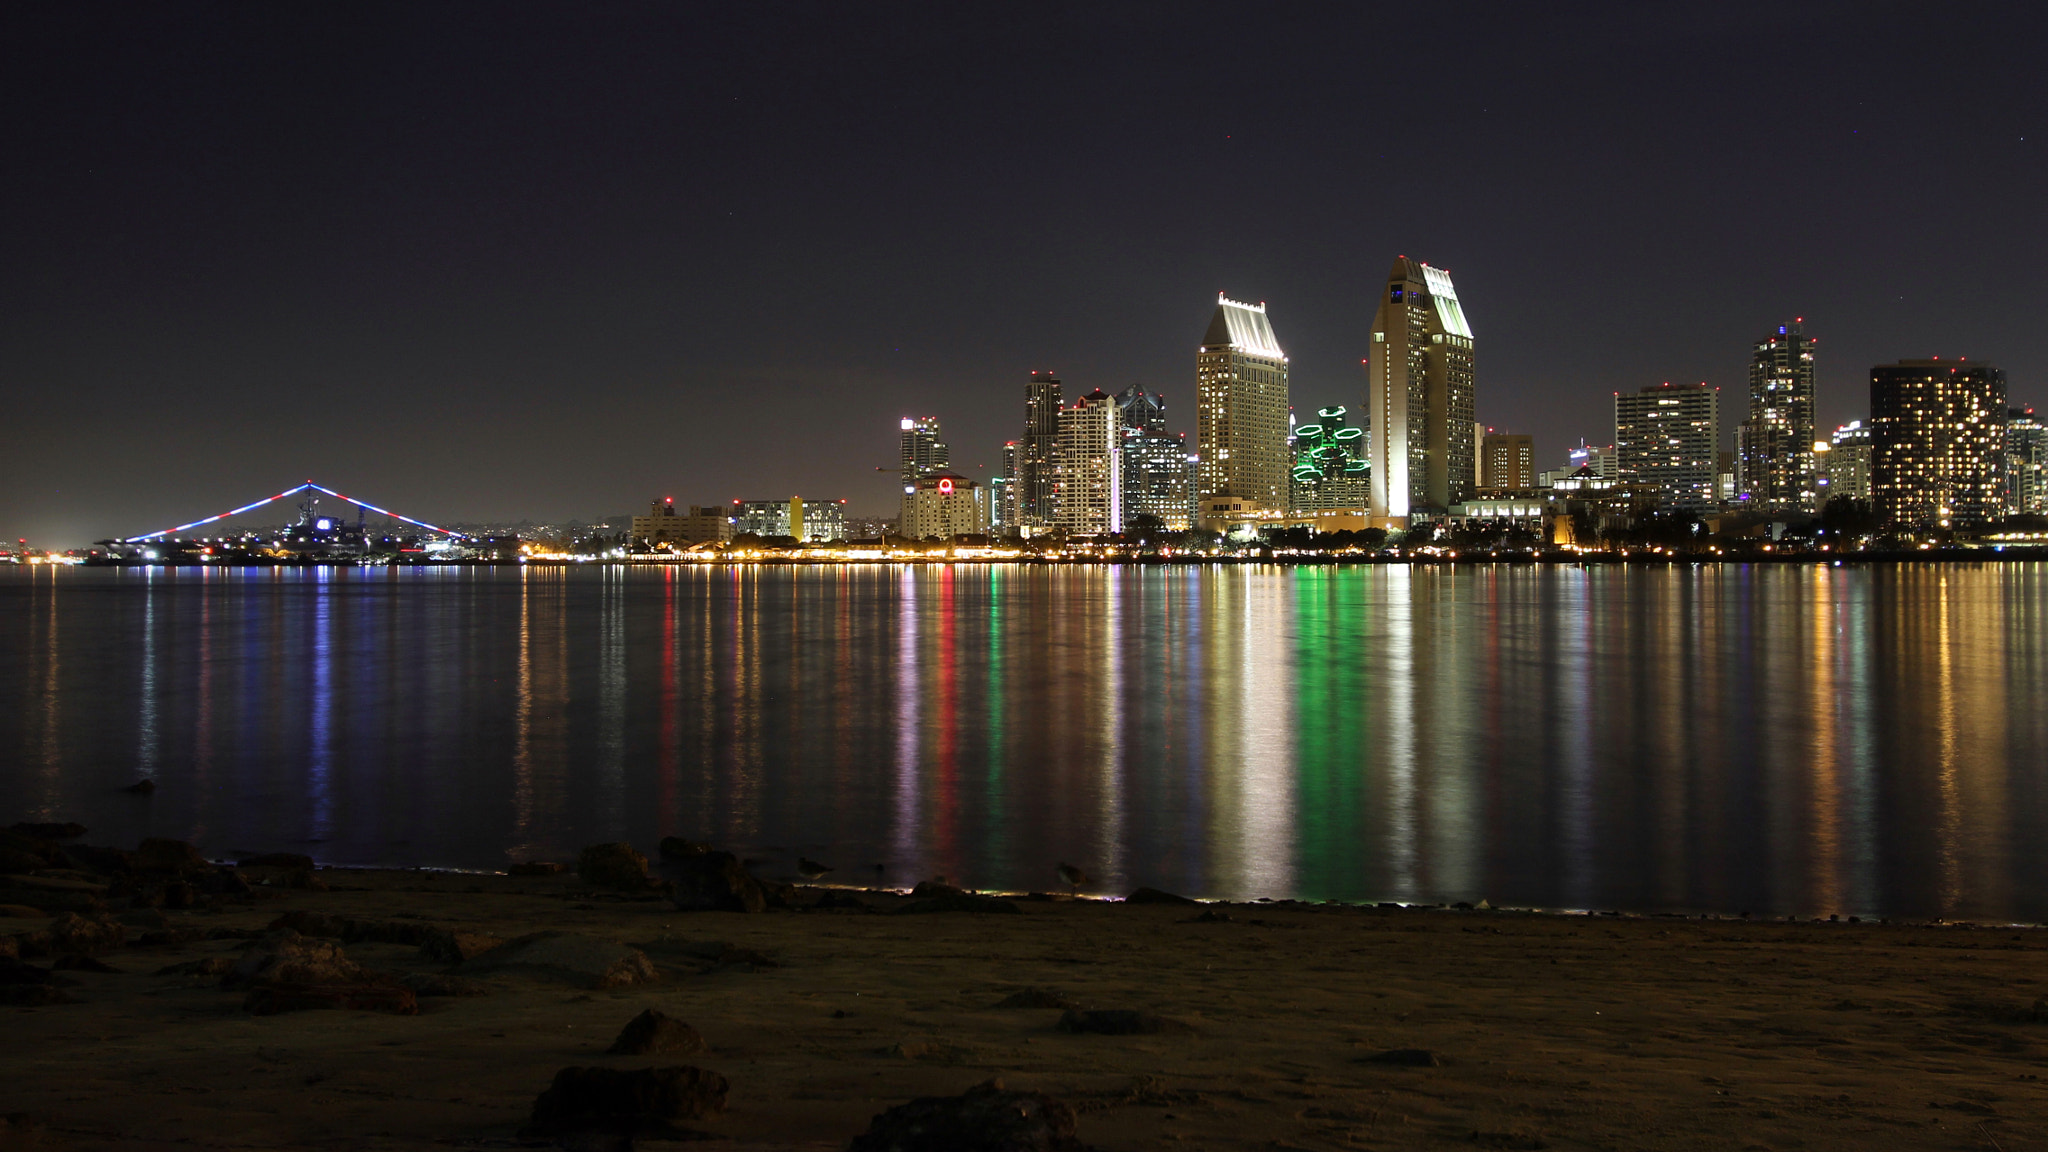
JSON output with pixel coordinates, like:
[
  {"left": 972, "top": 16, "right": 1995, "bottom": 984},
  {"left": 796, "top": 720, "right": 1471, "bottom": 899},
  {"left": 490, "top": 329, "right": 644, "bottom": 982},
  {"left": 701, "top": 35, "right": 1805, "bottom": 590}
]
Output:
[{"left": 3, "top": 563, "right": 2043, "bottom": 921}]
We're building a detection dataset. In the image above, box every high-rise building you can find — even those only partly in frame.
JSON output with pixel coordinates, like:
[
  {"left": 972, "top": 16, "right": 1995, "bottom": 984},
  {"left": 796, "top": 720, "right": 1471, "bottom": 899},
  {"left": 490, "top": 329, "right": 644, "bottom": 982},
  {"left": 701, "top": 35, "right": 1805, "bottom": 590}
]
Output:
[
  {"left": 1480, "top": 432, "right": 1535, "bottom": 491},
  {"left": 1738, "top": 320, "right": 1819, "bottom": 512},
  {"left": 1368, "top": 257, "right": 1475, "bottom": 520},
  {"left": 1055, "top": 389, "right": 1122, "bottom": 535},
  {"left": 899, "top": 472, "right": 989, "bottom": 540},
  {"left": 1115, "top": 385, "right": 1194, "bottom": 529},
  {"left": 1021, "top": 372, "right": 1063, "bottom": 524},
  {"left": 1116, "top": 384, "right": 1167, "bottom": 434},
  {"left": 1196, "top": 294, "right": 1290, "bottom": 515},
  {"left": 1289, "top": 405, "right": 1369, "bottom": 511},
  {"left": 1821, "top": 420, "right": 1873, "bottom": 504},
  {"left": 1615, "top": 382, "right": 1721, "bottom": 512},
  {"left": 1870, "top": 359, "right": 2007, "bottom": 529},
  {"left": 2007, "top": 407, "right": 2046, "bottom": 515},
  {"left": 990, "top": 441, "right": 1020, "bottom": 529},
  {"left": 900, "top": 417, "right": 948, "bottom": 489}
]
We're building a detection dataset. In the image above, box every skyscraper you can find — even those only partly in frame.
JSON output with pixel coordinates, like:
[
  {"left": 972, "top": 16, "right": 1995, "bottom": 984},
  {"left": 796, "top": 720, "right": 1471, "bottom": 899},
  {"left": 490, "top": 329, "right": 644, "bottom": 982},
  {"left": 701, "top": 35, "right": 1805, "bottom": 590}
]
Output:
[
  {"left": 1116, "top": 385, "right": 1194, "bottom": 529},
  {"left": 1055, "top": 389, "right": 1122, "bottom": 535},
  {"left": 1870, "top": 359, "right": 2007, "bottom": 529},
  {"left": 1480, "top": 432, "right": 1535, "bottom": 491},
  {"left": 1021, "top": 372, "right": 1063, "bottom": 525},
  {"left": 899, "top": 417, "right": 948, "bottom": 488},
  {"left": 1615, "top": 382, "right": 1721, "bottom": 512},
  {"left": 1738, "top": 321, "right": 1819, "bottom": 512},
  {"left": 990, "top": 440, "right": 1020, "bottom": 529},
  {"left": 1289, "top": 405, "right": 1369, "bottom": 511},
  {"left": 1196, "top": 294, "right": 1289, "bottom": 515},
  {"left": 1368, "top": 257, "right": 1475, "bottom": 520},
  {"left": 2007, "top": 407, "right": 2046, "bottom": 515}
]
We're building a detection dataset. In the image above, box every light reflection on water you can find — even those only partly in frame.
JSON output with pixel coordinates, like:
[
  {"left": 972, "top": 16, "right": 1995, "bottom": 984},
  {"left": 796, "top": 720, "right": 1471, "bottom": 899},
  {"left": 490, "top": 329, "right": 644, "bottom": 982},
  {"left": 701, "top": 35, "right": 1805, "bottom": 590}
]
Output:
[{"left": 2, "top": 563, "right": 2045, "bottom": 921}]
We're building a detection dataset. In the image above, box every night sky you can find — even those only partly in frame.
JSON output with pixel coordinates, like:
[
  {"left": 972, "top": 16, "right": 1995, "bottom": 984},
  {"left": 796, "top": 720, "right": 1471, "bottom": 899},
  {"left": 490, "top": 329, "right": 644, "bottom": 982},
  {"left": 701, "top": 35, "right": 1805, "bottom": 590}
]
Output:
[{"left": 5, "top": 2, "right": 2043, "bottom": 546}]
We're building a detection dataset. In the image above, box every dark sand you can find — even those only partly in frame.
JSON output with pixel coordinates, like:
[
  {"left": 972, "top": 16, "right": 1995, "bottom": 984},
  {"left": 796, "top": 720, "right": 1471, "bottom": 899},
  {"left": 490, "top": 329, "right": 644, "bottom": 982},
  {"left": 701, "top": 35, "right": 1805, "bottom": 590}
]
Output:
[{"left": 5, "top": 868, "right": 2047, "bottom": 1150}]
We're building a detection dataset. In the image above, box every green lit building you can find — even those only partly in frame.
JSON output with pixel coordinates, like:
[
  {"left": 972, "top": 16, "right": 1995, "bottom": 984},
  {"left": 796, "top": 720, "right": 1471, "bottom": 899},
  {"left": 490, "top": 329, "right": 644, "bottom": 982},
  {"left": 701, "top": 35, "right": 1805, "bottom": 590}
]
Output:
[{"left": 1289, "top": 405, "right": 1369, "bottom": 511}]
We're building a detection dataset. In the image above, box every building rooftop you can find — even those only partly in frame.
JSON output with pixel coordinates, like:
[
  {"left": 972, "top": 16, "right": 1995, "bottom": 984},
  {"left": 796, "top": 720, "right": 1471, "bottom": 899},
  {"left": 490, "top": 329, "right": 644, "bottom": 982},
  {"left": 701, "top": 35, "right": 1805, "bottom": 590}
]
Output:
[{"left": 1203, "top": 294, "right": 1285, "bottom": 358}]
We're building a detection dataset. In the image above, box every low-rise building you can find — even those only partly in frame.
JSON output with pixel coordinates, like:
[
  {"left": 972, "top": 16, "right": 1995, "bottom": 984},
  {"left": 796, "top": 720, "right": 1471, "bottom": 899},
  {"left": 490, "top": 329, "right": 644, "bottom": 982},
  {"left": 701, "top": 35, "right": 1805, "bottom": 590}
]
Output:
[
  {"left": 631, "top": 499, "right": 732, "bottom": 548},
  {"left": 899, "top": 472, "right": 989, "bottom": 540},
  {"left": 730, "top": 497, "right": 849, "bottom": 541},
  {"left": 1821, "top": 420, "right": 1873, "bottom": 504}
]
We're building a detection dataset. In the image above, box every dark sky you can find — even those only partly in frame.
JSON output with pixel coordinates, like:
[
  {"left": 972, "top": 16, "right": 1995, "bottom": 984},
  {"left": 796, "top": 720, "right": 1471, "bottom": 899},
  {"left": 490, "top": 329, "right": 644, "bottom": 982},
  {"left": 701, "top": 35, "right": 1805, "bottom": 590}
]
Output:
[{"left": 5, "top": 2, "right": 2044, "bottom": 545}]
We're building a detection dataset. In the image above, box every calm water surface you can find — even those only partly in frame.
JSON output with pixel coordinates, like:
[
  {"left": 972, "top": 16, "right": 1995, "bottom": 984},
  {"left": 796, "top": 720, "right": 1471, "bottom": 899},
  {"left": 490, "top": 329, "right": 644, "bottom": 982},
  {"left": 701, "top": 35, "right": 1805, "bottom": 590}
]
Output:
[{"left": 3, "top": 563, "right": 2044, "bottom": 920}]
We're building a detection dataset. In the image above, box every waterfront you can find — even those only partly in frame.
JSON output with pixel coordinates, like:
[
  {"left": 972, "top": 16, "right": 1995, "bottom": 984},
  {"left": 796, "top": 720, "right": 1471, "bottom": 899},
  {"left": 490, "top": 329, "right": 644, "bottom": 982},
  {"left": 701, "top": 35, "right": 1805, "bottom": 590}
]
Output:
[{"left": 3, "top": 563, "right": 2044, "bottom": 921}]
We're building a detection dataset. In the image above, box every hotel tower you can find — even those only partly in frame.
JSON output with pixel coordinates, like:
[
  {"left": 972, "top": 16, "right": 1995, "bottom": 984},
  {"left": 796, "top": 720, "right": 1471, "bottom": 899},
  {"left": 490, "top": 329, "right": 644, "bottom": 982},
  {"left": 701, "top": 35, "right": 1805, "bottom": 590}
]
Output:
[
  {"left": 1368, "top": 257, "right": 1475, "bottom": 521},
  {"left": 1196, "top": 294, "right": 1290, "bottom": 516}
]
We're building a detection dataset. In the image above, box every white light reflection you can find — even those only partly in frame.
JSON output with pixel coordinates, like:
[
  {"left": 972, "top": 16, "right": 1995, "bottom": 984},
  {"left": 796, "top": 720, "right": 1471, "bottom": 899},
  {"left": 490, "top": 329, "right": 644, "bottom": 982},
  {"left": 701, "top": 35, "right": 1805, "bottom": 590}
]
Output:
[
  {"left": 309, "top": 566, "right": 335, "bottom": 840},
  {"left": 1093, "top": 566, "right": 1126, "bottom": 891},
  {"left": 1234, "top": 568, "right": 1295, "bottom": 899},
  {"left": 137, "top": 568, "right": 159, "bottom": 784},
  {"left": 1382, "top": 565, "right": 1417, "bottom": 901},
  {"left": 893, "top": 568, "right": 920, "bottom": 875},
  {"left": 598, "top": 565, "right": 626, "bottom": 827}
]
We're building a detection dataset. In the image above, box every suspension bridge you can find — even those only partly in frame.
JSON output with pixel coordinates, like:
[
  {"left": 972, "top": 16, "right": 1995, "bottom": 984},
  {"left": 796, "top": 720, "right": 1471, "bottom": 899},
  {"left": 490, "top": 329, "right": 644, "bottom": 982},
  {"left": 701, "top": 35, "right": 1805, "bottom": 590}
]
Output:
[{"left": 119, "top": 481, "right": 467, "bottom": 543}]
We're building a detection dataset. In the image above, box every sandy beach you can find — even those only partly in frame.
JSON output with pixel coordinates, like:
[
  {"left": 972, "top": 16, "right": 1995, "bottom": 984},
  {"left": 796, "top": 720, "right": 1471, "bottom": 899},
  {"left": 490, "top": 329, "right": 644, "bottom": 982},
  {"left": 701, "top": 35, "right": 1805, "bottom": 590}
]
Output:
[{"left": 4, "top": 846, "right": 2047, "bottom": 1151}]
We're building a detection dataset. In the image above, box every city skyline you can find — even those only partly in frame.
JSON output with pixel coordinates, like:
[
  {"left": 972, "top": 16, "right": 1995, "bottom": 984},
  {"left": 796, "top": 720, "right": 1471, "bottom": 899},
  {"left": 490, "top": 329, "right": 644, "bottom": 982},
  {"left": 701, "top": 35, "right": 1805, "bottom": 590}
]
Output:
[{"left": 4, "top": 5, "right": 2044, "bottom": 546}]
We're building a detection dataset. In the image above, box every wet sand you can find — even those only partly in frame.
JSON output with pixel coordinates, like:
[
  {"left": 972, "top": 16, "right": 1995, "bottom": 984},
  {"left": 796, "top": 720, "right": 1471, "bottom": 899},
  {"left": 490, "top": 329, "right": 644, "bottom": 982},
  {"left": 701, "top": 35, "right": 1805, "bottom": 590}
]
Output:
[{"left": 5, "top": 868, "right": 2047, "bottom": 1151}]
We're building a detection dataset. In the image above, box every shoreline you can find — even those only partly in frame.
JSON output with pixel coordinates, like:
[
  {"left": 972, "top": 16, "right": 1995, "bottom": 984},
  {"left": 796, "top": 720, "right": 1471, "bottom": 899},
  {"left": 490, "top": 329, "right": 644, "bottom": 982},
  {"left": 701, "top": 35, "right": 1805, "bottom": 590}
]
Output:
[
  {"left": 279, "top": 865, "right": 2048, "bottom": 931},
  {"left": 7, "top": 843, "right": 2048, "bottom": 1149},
  {"left": 43, "top": 544, "right": 2048, "bottom": 569}
]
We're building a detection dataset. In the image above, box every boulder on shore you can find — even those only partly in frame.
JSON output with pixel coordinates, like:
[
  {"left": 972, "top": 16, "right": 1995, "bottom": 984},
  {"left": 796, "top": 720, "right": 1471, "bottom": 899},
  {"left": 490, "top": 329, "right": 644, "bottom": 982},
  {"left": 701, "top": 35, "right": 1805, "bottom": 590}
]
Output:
[
  {"left": 526, "top": 1065, "right": 728, "bottom": 1136},
  {"left": 848, "top": 1078, "right": 1091, "bottom": 1152},
  {"left": 458, "top": 932, "right": 659, "bottom": 989},
  {"left": 419, "top": 929, "right": 506, "bottom": 963},
  {"left": 0, "top": 830, "right": 63, "bottom": 875},
  {"left": 606, "top": 1009, "right": 706, "bottom": 1056},
  {"left": 225, "top": 932, "right": 373, "bottom": 988},
  {"left": 46, "top": 913, "right": 126, "bottom": 955},
  {"left": 667, "top": 851, "right": 771, "bottom": 913},
  {"left": 578, "top": 843, "right": 653, "bottom": 891},
  {"left": 896, "top": 893, "right": 1021, "bottom": 915}
]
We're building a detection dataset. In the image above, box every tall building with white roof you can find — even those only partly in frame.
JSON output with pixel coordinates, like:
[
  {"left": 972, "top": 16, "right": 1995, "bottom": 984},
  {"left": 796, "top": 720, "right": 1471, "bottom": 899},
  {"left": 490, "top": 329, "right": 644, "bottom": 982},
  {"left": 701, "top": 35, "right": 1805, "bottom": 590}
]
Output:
[
  {"left": 1196, "top": 294, "right": 1290, "bottom": 515},
  {"left": 1369, "top": 257, "right": 1475, "bottom": 520}
]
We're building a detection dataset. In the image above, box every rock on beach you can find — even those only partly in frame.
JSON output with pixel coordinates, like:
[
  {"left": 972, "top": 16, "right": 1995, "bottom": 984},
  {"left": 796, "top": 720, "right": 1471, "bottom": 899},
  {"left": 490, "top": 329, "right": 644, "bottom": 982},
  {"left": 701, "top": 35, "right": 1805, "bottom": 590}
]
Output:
[
  {"left": 526, "top": 1065, "right": 728, "bottom": 1136},
  {"left": 457, "top": 932, "right": 658, "bottom": 989},
  {"left": 848, "top": 1079, "right": 1091, "bottom": 1152}
]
